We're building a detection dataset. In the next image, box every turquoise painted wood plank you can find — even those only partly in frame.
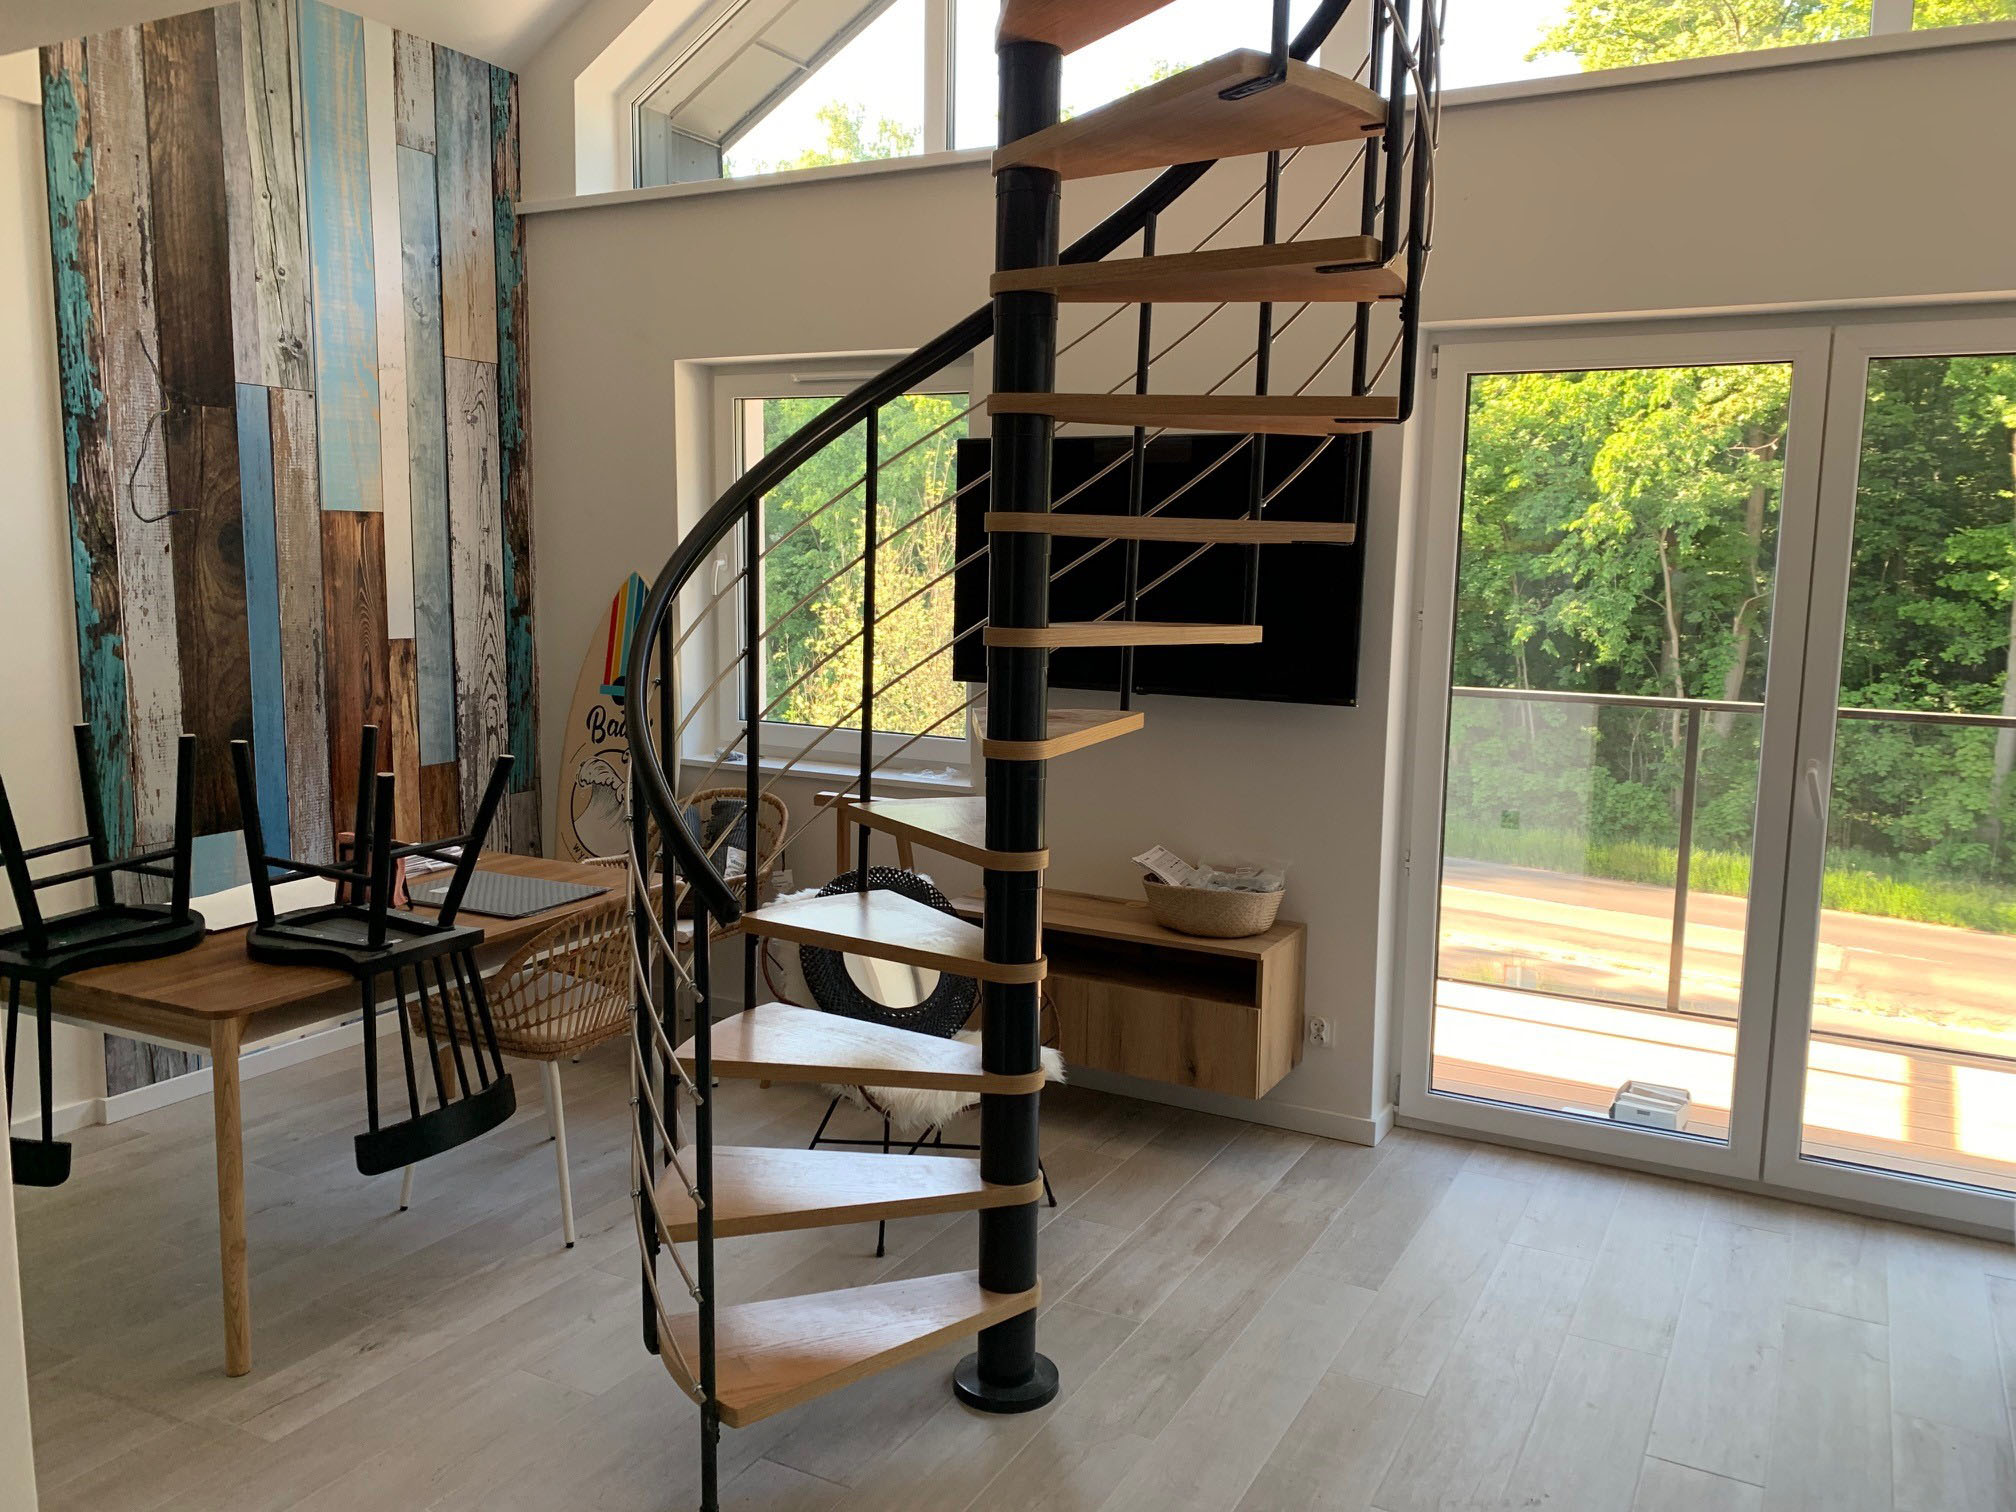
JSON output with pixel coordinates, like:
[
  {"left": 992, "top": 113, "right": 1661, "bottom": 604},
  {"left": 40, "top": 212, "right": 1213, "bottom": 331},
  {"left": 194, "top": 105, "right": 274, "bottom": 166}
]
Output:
[
  {"left": 299, "top": 0, "right": 383, "bottom": 512},
  {"left": 398, "top": 143, "right": 456, "bottom": 765},
  {"left": 433, "top": 46, "right": 495, "bottom": 364},
  {"left": 492, "top": 64, "right": 538, "bottom": 818},
  {"left": 40, "top": 39, "right": 134, "bottom": 859},
  {"left": 236, "top": 382, "right": 291, "bottom": 859}
]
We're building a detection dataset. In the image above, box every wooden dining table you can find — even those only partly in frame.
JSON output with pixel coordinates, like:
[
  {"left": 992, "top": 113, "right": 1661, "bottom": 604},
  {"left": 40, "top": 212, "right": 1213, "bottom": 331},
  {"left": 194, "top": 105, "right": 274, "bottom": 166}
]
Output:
[{"left": 46, "top": 853, "right": 621, "bottom": 1378}]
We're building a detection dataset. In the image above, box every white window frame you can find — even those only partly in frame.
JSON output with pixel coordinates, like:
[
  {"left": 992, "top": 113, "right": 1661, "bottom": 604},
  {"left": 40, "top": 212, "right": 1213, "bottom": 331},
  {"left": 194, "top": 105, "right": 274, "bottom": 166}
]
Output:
[
  {"left": 690, "top": 357, "right": 979, "bottom": 787},
  {"left": 1393, "top": 321, "right": 1836, "bottom": 1188}
]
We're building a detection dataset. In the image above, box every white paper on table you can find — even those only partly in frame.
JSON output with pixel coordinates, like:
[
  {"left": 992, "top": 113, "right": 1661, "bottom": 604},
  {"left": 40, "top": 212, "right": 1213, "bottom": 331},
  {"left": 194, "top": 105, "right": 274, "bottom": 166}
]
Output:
[{"left": 194, "top": 877, "right": 338, "bottom": 933}]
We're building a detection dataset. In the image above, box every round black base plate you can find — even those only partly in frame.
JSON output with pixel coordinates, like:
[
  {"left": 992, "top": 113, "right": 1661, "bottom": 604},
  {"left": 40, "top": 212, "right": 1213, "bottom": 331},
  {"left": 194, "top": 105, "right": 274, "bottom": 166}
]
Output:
[{"left": 953, "top": 1352, "right": 1059, "bottom": 1414}]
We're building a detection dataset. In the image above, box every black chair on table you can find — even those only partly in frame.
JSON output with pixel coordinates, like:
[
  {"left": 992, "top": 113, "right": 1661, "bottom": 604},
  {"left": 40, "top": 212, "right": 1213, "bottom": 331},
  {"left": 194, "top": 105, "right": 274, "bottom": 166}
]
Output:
[
  {"left": 0, "top": 726, "right": 204, "bottom": 1187},
  {"left": 230, "top": 725, "right": 519, "bottom": 1177}
]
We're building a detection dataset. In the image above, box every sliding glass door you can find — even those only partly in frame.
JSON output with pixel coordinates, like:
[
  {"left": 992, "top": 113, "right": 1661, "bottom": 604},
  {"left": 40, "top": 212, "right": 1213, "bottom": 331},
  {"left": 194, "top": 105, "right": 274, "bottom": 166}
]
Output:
[
  {"left": 1400, "top": 326, "right": 1831, "bottom": 1182},
  {"left": 1766, "top": 316, "right": 2016, "bottom": 1229},
  {"left": 1405, "top": 315, "right": 2016, "bottom": 1229}
]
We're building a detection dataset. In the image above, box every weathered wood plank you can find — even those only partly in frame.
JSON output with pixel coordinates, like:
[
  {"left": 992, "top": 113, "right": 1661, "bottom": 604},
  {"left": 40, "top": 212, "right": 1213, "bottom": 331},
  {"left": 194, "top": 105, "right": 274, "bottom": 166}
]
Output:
[
  {"left": 270, "top": 387, "right": 333, "bottom": 861},
  {"left": 320, "top": 510, "right": 391, "bottom": 830},
  {"left": 141, "top": 10, "right": 235, "bottom": 410},
  {"left": 444, "top": 356, "right": 507, "bottom": 826},
  {"left": 392, "top": 31, "right": 434, "bottom": 152},
  {"left": 387, "top": 638, "right": 422, "bottom": 842},
  {"left": 491, "top": 63, "right": 539, "bottom": 838},
  {"left": 41, "top": 35, "right": 136, "bottom": 878},
  {"left": 433, "top": 46, "right": 496, "bottom": 364},
  {"left": 421, "top": 762, "right": 462, "bottom": 839},
  {"left": 214, "top": 5, "right": 259, "bottom": 387},
  {"left": 299, "top": 0, "right": 383, "bottom": 511},
  {"left": 165, "top": 404, "right": 253, "bottom": 835},
  {"left": 220, "top": 0, "right": 314, "bottom": 392},
  {"left": 236, "top": 383, "right": 291, "bottom": 857},
  {"left": 365, "top": 18, "right": 414, "bottom": 635},
  {"left": 86, "top": 24, "right": 185, "bottom": 888},
  {"left": 398, "top": 144, "right": 456, "bottom": 767}
]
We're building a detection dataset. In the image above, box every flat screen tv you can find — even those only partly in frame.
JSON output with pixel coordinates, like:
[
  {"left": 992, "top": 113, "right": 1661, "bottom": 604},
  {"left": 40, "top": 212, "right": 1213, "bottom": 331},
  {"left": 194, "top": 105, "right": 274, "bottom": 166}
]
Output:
[{"left": 952, "top": 433, "right": 1367, "bottom": 706}]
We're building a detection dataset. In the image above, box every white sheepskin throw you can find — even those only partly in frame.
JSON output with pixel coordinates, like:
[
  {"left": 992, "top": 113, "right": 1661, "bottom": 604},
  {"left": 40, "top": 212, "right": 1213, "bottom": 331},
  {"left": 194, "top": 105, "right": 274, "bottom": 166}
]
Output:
[{"left": 824, "top": 1031, "right": 1067, "bottom": 1140}]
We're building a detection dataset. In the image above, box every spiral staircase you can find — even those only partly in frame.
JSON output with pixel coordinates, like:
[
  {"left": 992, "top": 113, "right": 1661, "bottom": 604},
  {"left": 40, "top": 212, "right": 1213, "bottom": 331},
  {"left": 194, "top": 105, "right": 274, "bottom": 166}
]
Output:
[{"left": 621, "top": 2, "right": 1443, "bottom": 1505}]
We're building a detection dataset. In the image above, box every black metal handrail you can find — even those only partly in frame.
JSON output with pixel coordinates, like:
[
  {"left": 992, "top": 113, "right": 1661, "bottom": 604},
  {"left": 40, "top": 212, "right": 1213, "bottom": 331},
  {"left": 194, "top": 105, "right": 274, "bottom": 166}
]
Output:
[{"left": 624, "top": 0, "right": 1366, "bottom": 921}]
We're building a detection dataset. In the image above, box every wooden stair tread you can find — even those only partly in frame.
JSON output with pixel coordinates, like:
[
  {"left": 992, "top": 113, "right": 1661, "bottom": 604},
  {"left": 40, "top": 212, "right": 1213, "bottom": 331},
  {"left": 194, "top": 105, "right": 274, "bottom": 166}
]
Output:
[
  {"left": 739, "top": 890, "right": 1045, "bottom": 985},
  {"left": 993, "top": 52, "right": 1383, "bottom": 181},
  {"left": 986, "top": 621, "right": 1264, "bottom": 649},
  {"left": 843, "top": 796, "right": 1047, "bottom": 871},
  {"left": 989, "top": 392, "right": 1402, "bottom": 437},
  {"left": 680, "top": 1005, "right": 1047, "bottom": 1094},
  {"left": 982, "top": 707, "right": 1145, "bottom": 761},
  {"left": 987, "top": 511, "right": 1356, "bottom": 545},
  {"left": 659, "top": 1270, "right": 1041, "bottom": 1427},
  {"left": 992, "top": 236, "right": 1403, "bottom": 304},
  {"left": 653, "top": 1147, "right": 1040, "bottom": 1243},
  {"left": 999, "top": 0, "right": 1171, "bottom": 53}
]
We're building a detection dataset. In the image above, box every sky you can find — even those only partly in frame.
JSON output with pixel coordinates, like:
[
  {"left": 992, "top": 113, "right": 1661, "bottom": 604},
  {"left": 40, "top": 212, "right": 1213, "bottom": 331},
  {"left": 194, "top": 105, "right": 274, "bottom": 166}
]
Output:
[{"left": 727, "top": 0, "right": 1585, "bottom": 174}]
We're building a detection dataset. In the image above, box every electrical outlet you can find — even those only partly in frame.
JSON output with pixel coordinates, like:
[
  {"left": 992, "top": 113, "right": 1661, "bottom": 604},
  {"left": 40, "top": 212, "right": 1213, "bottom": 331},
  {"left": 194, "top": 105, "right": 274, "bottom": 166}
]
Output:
[{"left": 1307, "top": 1016, "right": 1332, "bottom": 1048}]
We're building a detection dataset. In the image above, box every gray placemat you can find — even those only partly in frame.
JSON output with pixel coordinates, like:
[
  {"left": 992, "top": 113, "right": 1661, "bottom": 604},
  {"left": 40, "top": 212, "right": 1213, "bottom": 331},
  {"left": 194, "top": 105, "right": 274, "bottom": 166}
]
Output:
[{"left": 407, "top": 869, "right": 609, "bottom": 919}]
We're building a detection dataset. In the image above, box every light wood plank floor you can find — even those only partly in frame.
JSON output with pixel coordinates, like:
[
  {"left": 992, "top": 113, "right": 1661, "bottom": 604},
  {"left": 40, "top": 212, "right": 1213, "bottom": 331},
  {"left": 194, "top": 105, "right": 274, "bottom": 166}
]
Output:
[{"left": 17, "top": 1036, "right": 2016, "bottom": 1510}]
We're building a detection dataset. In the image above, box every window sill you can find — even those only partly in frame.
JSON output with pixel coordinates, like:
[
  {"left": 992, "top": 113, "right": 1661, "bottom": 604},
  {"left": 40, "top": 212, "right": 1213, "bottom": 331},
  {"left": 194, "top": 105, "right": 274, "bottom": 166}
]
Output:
[
  {"left": 520, "top": 146, "right": 995, "bottom": 217},
  {"left": 710, "top": 752, "right": 975, "bottom": 797}
]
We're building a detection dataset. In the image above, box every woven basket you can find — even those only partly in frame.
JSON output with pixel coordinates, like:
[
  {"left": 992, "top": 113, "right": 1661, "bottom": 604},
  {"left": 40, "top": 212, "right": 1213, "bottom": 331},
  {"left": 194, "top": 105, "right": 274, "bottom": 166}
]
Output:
[{"left": 1142, "top": 880, "right": 1284, "bottom": 939}]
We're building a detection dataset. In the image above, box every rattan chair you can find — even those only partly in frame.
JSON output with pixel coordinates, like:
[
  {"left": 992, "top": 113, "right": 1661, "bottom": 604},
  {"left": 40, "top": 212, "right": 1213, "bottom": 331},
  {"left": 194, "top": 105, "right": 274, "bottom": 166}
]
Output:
[{"left": 399, "top": 857, "right": 636, "bottom": 1246}]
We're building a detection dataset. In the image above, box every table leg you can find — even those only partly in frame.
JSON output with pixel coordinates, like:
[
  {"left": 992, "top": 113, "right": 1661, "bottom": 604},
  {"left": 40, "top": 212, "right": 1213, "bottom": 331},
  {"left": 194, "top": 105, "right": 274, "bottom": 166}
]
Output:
[{"left": 209, "top": 1014, "right": 251, "bottom": 1377}]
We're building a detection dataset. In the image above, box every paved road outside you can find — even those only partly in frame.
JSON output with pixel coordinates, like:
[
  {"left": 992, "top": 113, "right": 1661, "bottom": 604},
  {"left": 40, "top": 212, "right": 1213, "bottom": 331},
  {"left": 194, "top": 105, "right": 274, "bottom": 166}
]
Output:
[{"left": 1438, "top": 857, "right": 2016, "bottom": 1061}]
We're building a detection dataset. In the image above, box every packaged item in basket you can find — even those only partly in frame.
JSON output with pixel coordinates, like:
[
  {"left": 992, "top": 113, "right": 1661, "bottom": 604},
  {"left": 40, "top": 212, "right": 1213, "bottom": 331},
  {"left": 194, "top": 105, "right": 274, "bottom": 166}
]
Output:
[{"left": 1197, "top": 857, "right": 1288, "bottom": 894}]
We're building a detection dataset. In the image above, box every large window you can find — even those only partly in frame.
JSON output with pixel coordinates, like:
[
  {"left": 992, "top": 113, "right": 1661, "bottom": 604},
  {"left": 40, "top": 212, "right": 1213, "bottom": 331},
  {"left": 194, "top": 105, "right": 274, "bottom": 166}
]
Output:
[
  {"left": 636, "top": 0, "right": 2016, "bottom": 188},
  {"left": 953, "top": 0, "right": 1326, "bottom": 150},
  {"left": 705, "top": 366, "right": 973, "bottom": 773}
]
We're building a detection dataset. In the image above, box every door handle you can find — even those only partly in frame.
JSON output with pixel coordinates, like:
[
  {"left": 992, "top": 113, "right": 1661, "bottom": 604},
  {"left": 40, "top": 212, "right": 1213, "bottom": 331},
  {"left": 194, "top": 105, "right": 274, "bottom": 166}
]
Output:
[{"left": 1803, "top": 759, "right": 1827, "bottom": 817}]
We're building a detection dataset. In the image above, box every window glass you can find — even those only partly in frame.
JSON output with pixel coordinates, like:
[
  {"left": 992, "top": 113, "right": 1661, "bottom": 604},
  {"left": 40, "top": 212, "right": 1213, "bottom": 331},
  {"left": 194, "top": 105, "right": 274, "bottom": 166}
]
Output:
[
  {"left": 956, "top": 0, "right": 1323, "bottom": 150},
  {"left": 746, "top": 392, "right": 970, "bottom": 740},
  {"left": 1437, "top": 0, "right": 1876, "bottom": 91},
  {"left": 1911, "top": 0, "right": 2016, "bottom": 28},
  {"left": 725, "top": 0, "right": 928, "bottom": 177}
]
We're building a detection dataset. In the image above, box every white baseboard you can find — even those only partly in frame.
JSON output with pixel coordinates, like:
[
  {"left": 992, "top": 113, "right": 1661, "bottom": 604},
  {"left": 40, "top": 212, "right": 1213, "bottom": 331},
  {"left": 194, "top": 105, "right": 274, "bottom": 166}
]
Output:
[
  {"left": 9, "top": 1014, "right": 389, "bottom": 1139},
  {"left": 1062, "top": 1067, "right": 1393, "bottom": 1147}
]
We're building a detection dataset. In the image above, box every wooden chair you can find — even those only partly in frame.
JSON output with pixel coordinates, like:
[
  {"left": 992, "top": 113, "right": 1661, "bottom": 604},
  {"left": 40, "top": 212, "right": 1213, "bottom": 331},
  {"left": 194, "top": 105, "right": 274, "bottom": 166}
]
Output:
[
  {"left": 399, "top": 857, "right": 639, "bottom": 1246},
  {"left": 232, "top": 727, "right": 519, "bottom": 1178},
  {"left": 1, "top": 726, "right": 203, "bottom": 1186}
]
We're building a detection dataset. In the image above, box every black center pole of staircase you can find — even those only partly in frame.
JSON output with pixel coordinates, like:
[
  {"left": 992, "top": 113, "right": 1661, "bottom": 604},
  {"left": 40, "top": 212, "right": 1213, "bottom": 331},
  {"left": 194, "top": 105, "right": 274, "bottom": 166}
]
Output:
[{"left": 956, "top": 33, "right": 1060, "bottom": 1417}]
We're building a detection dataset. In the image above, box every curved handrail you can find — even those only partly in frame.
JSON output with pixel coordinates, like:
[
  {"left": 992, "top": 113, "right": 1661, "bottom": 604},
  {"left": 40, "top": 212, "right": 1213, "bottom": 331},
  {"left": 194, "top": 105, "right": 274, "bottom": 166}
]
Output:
[{"left": 628, "top": 0, "right": 1357, "bottom": 922}]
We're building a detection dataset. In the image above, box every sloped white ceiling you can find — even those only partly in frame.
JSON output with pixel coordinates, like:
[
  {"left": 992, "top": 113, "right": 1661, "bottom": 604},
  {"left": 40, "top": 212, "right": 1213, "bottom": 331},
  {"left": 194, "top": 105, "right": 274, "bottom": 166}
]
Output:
[{"left": 0, "top": 0, "right": 595, "bottom": 70}]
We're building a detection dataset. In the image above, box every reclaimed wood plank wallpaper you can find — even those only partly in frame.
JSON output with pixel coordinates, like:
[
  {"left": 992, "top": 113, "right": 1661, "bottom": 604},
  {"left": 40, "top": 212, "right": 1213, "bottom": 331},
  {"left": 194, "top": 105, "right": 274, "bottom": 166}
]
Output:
[{"left": 39, "top": 2, "right": 541, "bottom": 1094}]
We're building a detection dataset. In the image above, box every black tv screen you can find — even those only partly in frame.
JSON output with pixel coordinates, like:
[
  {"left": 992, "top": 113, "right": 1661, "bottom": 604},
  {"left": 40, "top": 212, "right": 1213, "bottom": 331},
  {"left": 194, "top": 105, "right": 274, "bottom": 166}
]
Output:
[{"left": 952, "top": 433, "right": 1366, "bottom": 706}]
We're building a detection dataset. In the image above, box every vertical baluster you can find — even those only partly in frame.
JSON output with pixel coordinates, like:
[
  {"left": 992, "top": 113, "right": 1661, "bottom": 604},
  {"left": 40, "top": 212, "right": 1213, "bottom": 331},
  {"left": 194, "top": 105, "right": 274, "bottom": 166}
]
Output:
[
  {"left": 1241, "top": 150, "right": 1282, "bottom": 624},
  {"left": 1119, "top": 216, "right": 1155, "bottom": 712},
  {"left": 630, "top": 762, "right": 658, "bottom": 1356},
  {"left": 1380, "top": 0, "right": 1413, "bottom": 258},
  {"left": 1397, "top": 0, "right": 1436, "bottom": 420},
  {"left": 701, "top": 562, "right": 727, "bottom": 1507},
  {"left": 1354, "top": 0, "right": 1389, "bottom": 405},
  {"left": 658, "top": 608, "right": 680, "bottom": 1144},
  {"left": 857, "top": 407, "right": 879, "bottom": 888}
]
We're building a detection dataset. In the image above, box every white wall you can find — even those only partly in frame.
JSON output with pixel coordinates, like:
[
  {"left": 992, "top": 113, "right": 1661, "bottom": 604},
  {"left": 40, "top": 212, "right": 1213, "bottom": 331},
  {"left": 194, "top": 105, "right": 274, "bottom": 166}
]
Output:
[
  {"left": 521, "top": 33, "right": 2016, "bottom": 1135},
  {"left": 0, "top": 91, "right": 107, "bottom": 1130}
]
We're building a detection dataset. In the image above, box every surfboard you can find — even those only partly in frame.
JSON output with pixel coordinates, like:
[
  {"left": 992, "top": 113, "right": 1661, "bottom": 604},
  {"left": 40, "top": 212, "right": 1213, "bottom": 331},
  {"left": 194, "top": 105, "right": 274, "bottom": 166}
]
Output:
[{"left": 557, "top": 573, "right": 649, "bottom": 862}]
